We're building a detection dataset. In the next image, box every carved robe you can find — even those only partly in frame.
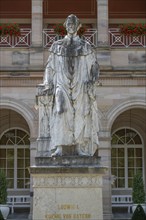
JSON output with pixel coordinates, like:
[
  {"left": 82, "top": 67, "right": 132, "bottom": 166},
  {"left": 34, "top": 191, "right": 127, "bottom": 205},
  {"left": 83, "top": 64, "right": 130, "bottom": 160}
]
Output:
[{"left": 43, "top": 35, "right": 100, "bottom": 155}]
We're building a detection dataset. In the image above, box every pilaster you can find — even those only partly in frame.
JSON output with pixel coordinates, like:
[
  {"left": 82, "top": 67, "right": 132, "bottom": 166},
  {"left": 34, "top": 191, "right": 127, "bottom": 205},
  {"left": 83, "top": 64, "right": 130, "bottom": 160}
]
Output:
[
  {"left": 97, "top": 0, "right": 109, "bottom": 47},
  {"left": 28, "top": 137, "right": 37, "bottom": 220},
  {"left": 98, "top": 131, "right": 113, "bottom": 220},
  {"left": 31, "top": 0, "right": 43, "bottom": 47}
]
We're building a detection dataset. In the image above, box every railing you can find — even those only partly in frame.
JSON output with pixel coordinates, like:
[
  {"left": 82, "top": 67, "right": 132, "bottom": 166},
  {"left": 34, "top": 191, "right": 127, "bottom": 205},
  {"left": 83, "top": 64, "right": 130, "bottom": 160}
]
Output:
[
  {"left": 0, "top": 29, "right": 31, "bottom": 48},
  {"left": 0, "top": 28, "right": 145, "bottom": 48},
  {"left": 109, "top": 28, "right": 146, "bottom": 48},
  {"left": 112, "top": 195, "right": 133, "bottom": 213},
  {"left": 7, "top": 195, "right": 30, "bottom": 213},
  {"left": 43, "top": 29, "right": 59, "bottom": 48},
  {"left": 43, "top": 28, "right": 98, "bottom": 48}
]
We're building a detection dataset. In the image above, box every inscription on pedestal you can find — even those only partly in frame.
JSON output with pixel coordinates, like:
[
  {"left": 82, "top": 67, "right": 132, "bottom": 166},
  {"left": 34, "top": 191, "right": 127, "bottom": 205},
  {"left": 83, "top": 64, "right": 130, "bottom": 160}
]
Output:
[{"left": 45, "top": 204, "right": 91, "bottom": 219}]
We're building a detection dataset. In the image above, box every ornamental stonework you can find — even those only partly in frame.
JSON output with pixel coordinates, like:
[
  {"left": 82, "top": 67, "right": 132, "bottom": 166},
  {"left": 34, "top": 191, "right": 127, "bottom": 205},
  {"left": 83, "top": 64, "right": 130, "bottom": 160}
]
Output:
[{"left": 33, "top": 175, "right": 103, "bottom": 188}]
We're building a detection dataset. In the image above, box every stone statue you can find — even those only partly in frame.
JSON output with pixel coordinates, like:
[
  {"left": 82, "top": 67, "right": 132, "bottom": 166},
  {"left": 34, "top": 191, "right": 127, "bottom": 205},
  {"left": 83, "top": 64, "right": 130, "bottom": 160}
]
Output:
[{"left": 40, "top": 14, "right": 100, "bottom": 156}]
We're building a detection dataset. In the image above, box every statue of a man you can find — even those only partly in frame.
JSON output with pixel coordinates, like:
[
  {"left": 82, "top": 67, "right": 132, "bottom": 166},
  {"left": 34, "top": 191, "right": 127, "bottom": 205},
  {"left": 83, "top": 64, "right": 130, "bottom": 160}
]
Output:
[{"left": 42, "top": 14, "right": 100, "bottom": 156}]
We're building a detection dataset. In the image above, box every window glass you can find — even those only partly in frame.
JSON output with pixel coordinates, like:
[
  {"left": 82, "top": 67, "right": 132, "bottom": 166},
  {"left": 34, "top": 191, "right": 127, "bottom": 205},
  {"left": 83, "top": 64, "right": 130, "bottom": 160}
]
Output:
[
  {"left": 0, "top": 129, "right": 30, "bottom": 189},
  {"left": 0, "top": 149, "right": 6, "bottom": 157},
  {"left": 111, "top": 128, "right": 143, "bottom": 189}
]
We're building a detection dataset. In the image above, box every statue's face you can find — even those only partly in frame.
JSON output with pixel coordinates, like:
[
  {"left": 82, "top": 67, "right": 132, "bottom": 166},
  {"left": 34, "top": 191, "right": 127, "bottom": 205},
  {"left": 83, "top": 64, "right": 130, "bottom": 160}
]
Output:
[{"left": 66, "top": 20, "right": 77, "bottom": 34}]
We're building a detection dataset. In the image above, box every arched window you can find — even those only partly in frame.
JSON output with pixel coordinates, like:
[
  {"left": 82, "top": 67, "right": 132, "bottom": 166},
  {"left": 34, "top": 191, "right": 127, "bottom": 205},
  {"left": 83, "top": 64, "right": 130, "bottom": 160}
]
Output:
[
  {"left": 111, "top": 128, "right": 143, "bottom": 189},
  {"left": 0, "top": 128, "right": 30, "bottom": 189}
]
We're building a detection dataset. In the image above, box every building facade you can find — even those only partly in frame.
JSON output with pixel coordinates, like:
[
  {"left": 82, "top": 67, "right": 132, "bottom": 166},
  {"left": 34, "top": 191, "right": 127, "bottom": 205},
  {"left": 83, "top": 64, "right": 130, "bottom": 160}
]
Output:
[{"left": 0, "top": 0, "right": 146, "bottom": 219}]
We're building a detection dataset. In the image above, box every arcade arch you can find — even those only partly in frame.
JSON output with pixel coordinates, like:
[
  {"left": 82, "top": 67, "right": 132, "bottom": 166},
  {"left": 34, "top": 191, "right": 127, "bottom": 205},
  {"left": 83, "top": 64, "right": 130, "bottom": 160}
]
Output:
[
  {"left": 0, "top": 128, "right": 30, "bottom": 190},
  {"left": 110, "top": 107, "right": 146, "bottom": 197},
  {"left": 0, "top": 108, "right": 31, "bottom": 193}
]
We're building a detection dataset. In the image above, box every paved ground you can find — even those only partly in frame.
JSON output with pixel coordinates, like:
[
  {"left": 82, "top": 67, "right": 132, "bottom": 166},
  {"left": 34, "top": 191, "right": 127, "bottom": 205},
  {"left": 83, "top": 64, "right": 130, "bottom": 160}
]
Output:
[
  {"left": 7, "top": 209, "right": 29, "bottom": 220},
  {"left": 7, "top": 213, "right": 29, "bottom": 220},
  {"left": 112, "top": 213, "right": 132, "bottom": 220}
]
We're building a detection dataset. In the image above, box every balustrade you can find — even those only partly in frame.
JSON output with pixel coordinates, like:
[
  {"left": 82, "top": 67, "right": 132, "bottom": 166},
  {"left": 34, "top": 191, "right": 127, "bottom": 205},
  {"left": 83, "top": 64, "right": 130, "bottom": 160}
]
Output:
[
  {"left": 0, "top": 29, "right": 32, "bottom": 48},
  {"left": 0, "top": 28, "right": 145, "bottom": 48},
  {"left": 43, "top": 28, "right": 98, "bottom": 48},
  {"left": 109, "top": 28, "right": 146, "bottom": 48}
]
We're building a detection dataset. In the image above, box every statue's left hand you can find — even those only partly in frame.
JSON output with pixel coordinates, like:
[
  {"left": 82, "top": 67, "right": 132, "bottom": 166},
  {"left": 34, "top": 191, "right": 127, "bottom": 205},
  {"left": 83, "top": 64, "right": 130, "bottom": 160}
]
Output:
[{"left": 90, "top": 61, "right": 100, "bottom": 82}]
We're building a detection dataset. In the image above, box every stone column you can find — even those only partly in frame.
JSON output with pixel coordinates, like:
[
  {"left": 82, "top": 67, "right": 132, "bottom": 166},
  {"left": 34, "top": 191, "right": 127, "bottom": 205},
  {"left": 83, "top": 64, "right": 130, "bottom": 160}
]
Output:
[
  {"left": 31, "top": 0, "right": 43, "bottom": 47},
  {"left": 96, "top": 0, "right": 109, "bottom": 47},
  {"left": 28, "top": 137, "right": 37, "bottom": 220},
  {"left": 98, "top": 131, "right": 113, "bottom": 220}
]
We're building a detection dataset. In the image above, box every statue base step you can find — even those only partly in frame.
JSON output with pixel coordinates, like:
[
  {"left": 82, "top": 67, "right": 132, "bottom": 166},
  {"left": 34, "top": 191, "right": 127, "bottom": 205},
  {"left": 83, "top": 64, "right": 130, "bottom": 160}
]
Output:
[{"left": 35, "top": 155, "right": 101, "bottom": 167}]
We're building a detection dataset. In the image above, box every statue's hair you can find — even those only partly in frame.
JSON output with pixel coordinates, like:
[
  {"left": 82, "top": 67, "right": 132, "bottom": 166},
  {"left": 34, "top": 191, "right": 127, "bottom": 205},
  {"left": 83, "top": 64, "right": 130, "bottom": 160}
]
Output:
[{"left": 63, "top": 14, "right": 82, "bottom": 30}]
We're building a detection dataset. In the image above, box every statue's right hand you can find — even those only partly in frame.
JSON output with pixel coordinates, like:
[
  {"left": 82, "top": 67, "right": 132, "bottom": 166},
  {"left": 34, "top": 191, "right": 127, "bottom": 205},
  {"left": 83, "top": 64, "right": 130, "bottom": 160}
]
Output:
[
  {"left": 43, "top": 87, "right": 49, "bottom": 92},
  {"left": 43, "top": 83, "right": 54, "bottom": 95}
]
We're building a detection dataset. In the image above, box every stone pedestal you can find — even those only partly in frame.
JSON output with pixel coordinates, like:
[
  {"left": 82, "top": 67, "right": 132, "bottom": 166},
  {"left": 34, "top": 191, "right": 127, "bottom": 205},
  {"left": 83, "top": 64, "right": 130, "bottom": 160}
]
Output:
[{"left": 30, "top": 156, "right": 106, "bottom": 220}]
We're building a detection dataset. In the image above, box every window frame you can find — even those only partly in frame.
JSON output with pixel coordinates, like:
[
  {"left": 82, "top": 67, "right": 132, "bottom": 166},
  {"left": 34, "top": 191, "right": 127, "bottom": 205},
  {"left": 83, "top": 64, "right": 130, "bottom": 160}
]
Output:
[
  {"left": 111, "top": 127, "right": 144, "bottom": 190},
  {"left": 0, "top": 127, "right": 30, "bottom": 191}
]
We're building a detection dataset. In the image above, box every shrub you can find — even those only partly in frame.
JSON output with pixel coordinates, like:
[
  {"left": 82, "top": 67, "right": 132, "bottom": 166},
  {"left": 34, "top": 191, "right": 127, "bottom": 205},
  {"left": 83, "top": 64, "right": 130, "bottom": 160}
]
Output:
[
  {"left": 119, "top": 23, "right": 146, "bottom": 36},
  {"left": 53, "top": 24, "right": 67, "bottom": 36},
  {"left": 131, "top": 204, "right": 146, "bottom": 220},
  {"left": 53, "top": 23, "right": 86, "bottom": 37},
  {"left": 0, "top": 210, "right": 4, "bottom": 220},
  {"left": 77, "top": 26, "right": 87, "bottom": 37},
  {"left": 0, "top": 23, "right": 21, "bottom": 36},
  {"left": 132, "top": 172, "right": 145, "bottom": 204},
  {"left": 0, "top": 25, "right": 2, "bottom": 35},
  {"left": 0, "top": 170, "right": 7, "bottom": 204}
]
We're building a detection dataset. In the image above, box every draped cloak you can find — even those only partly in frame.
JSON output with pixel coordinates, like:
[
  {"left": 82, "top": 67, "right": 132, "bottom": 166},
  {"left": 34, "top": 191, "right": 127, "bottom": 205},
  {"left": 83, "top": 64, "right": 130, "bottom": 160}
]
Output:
[{"left": 43, "top": 35, "right": 100, "bottom": 155}]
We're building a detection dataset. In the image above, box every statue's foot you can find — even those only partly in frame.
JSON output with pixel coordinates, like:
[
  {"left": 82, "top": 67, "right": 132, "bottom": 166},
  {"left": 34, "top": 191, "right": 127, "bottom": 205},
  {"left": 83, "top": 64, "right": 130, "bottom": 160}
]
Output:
[
  {"left": 76, "top": 146, "right": 89, "bottom": 156},
  {"left": 38, "top": 83, "right": 45, "bottom": 86},
  {"left": 51, "top": 146, "right": 62, "bottom": 157}
]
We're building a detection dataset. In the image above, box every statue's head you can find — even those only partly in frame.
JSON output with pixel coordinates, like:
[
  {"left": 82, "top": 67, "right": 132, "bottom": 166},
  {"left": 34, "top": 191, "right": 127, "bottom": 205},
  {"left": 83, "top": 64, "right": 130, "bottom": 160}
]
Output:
[{"left": 64, "top": 14, "right": 81, "bottom": 35}]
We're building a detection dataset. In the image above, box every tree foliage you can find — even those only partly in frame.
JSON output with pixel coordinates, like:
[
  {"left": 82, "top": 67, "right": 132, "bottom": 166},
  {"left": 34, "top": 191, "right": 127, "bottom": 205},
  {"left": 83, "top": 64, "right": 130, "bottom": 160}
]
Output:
[
  {"left": 0, "top": 209, "right": 4, "bottom": 220},
  {"left": 132, "top": 172, "right": 145, "bottom": 204},
  {"left": 0, "top": 170, "right": 7, "bottom": 204},
  {"left": 131, "top": 205, "right": 146, "bottom": 220}
]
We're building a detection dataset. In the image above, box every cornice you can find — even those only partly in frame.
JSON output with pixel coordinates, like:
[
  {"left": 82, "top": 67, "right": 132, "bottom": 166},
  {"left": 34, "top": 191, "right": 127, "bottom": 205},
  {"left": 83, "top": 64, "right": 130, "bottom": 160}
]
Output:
[{"left": 0, "top": 71, "right": 146, "bottom": 87}]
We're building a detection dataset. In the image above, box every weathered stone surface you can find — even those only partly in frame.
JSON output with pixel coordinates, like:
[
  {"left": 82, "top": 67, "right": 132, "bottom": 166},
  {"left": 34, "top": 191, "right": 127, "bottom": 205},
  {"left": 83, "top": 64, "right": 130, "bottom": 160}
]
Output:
[
  {"left": 12, "top": 51, "right": 30, "bottom": 65},
  {"left": 31, "top": 167, "right": 105, "bottom": 220},
  {"left": 35, "top": 155, "right": 101, "bottom": 167},
  {"left": 30, "top": 13, "right": 108, "bottom": 220},
  {"left": 37, "top": 14, "right": 100, "bottom": 157}
]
